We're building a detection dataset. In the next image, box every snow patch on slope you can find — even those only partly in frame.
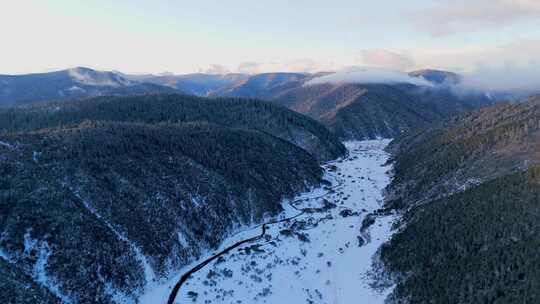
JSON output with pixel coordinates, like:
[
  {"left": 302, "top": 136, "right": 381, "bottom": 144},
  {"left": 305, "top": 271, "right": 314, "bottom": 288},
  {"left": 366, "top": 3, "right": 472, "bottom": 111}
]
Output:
[
  {"left": 0, "top": 140, "right": 15, "bottom": 150},
  {"left": 67, "top": 85, "right": 85, "bottom": 92},
  {"left": 0, "top": 247, "right": 11, "bottom": 262},
  {"left": 68, "top": 68, "right": 134, "bottom": 87},
  {"left": 71, "top": 189, "right": 156, "bottom": 288},
  {"left": 23, "top": 232, "right": 73, "bottom": 303}
]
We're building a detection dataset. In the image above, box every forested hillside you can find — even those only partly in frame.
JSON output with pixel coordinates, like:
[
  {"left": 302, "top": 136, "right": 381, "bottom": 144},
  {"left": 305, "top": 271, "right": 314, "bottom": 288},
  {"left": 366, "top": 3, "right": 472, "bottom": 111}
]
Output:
[
  {"left": 381, "top": 96, "right": 540, "bottom": 303},
  {"left": 386, "top": 96, "right": 540, "bottom": 209},
  {"left": 0, "top": 95, "right": 346, "bottom": 303},
  {"left": 0, "top": 94, "right": 345, "bottom": 161},
  {"left": 274, "top": 82, "right": 490, "bottom": 139},
  {"left": 209, "top": 72, "right": 491, "bottom": 140},
  {"left": 382, "top": 167, "right": 540, "bottom": 304}
]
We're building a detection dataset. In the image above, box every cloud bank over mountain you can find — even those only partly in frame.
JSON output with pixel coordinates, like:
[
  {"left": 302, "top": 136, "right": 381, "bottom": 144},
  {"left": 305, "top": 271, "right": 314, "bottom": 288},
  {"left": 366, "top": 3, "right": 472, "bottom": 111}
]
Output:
[
  {"left": 305, "top": 68, "right": 432, "bottom": 86},
  {"left": 460, "top": 64, "right": 540, "bottom": 92}
]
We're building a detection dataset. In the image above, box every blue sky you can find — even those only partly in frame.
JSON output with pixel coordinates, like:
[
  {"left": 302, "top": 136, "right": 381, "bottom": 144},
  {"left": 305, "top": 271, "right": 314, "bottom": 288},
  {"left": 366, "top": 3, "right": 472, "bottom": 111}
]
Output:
[{"left": 2, "top": 0, "right": 540, "bottom": 74}]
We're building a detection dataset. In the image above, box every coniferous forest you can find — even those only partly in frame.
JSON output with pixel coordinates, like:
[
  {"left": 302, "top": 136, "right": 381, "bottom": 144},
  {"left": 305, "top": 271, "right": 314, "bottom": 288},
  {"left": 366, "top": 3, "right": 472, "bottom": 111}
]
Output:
[{"left": 381, "top": 96, "right": 540, "bottom": 303}]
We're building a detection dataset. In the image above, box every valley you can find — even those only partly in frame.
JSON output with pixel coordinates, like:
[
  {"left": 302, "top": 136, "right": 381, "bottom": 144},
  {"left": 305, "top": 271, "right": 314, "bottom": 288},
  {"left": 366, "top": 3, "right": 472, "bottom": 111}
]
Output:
[
  {"left": 141, "top": 140, "right": 397, "bottom": 304},
  {"left": 2, "top": 80, "right": 539, "bottom": 304},
  {"left": 3, "top": 1, "right": 540, "bottom": 303}
]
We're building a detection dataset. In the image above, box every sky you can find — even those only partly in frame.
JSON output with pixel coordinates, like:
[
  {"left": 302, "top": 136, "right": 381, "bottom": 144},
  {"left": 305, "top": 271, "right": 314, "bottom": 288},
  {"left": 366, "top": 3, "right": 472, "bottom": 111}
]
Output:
[{"left": 2, "top": 0, "right": 540, "bottom": 75}]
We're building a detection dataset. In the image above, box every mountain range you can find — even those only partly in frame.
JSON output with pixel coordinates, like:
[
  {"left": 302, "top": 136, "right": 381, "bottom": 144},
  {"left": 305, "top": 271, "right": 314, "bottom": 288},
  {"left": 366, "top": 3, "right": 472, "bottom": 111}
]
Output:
[
  {"left": 0, "top": 67, "right": 176, "bottom": 107},
  {"left": 2, "top": 65, "right": 540, "bottom": 304},
  {"left": 206, "top": 71, "right": 492, "bottom": 139},
  {"left": 1, "top": 67, "right": 494, "bottom": 142}
]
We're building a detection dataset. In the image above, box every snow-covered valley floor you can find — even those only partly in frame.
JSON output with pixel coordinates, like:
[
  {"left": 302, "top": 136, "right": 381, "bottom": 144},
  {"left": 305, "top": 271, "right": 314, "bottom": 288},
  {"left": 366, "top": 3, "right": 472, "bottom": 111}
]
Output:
[{"left": 141, "top": 140, "right": 397, "bottom": 304}]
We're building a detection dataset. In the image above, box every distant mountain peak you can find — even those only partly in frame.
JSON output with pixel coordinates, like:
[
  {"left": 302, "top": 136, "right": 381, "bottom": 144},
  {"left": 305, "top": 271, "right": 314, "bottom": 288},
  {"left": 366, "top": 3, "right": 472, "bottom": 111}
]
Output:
[
  {"left": 0, "top": 68, "right": 175, "bottom": 107},
  {"left": 67, "top": 67, "right": 134, "bottom": 87}
]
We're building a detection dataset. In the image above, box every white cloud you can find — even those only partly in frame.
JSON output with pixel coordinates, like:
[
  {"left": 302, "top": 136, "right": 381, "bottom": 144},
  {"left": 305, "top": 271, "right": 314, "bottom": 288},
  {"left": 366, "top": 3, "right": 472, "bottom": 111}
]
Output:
[
  {"left": 305, "top": 67, "right": 433, "bottom": 86},
  {"left": 235, "top": 59, "right": 337, "bottom": 74},
  {"left": 358, "top": 50, "right": 415, "bottom": 70},
  {"left": 408, "top": 0, "right": 540, "bottom": 36},
  {"left": 199, "top": 64, "right": 230, "bottom": 74},
  {"left": 459, "top": 63, "right": 540, "bottom": 92},
  {"left": 237, "top": 62, "right": 264, "bottom": 74},
  {"left": 395, "top": 40, "right": 540, "bottom": 75}
]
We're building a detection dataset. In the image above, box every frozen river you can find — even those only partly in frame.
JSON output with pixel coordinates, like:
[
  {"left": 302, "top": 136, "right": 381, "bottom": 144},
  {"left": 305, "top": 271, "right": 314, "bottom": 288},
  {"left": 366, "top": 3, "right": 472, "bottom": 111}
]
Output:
[{"left": 142, "top": 140, "right": 397, "bottom": 304}]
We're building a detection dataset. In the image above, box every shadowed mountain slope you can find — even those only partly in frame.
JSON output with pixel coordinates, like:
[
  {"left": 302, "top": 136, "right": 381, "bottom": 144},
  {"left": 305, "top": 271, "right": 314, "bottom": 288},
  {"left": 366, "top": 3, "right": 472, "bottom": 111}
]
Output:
[
  {"left": 272, "top": 82, "right": 491, "bottom": 140},
  {"left": 210, "top": 72, "right": 491, "bottom": 140}
]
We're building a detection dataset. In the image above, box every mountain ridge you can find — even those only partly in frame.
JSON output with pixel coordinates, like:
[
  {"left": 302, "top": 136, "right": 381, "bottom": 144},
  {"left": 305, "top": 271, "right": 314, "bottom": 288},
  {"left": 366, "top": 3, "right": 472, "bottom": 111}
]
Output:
[
  {"left": 205, "top": 71, "right": 493, "bottom": 140},
  {"left": 0, "top": 93, "right": 346, "bottom": 161},
  {"left": 0, "top": 67, "right": 177, "bottom": 107}
]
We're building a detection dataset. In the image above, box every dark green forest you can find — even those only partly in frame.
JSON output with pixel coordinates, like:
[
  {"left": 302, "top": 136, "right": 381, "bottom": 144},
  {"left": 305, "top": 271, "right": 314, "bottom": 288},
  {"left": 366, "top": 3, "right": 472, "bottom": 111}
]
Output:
[
  {"left": 0, "top": 94, "right": 345, "bottom": 303},
  {"left": 386, "top": 96, "right": 540, "bottom": 209},
  {"left": 382, "top": 96, "right": 540, "bottom": 303},
  {"left": 0, "top": 93, "right": 345, "bottom": 161},
  {"left": 382, "top": 167, "right": 540, "bottom": 304},
  {"left": 264, "top": 82, "right": 491, "bottom": 140}
]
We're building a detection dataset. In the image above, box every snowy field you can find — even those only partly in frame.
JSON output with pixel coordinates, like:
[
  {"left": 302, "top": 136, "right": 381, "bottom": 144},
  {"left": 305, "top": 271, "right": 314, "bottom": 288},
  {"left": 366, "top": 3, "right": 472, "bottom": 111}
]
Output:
[{"left": 141, "top": 140, "right": 397, "bottom": 304}]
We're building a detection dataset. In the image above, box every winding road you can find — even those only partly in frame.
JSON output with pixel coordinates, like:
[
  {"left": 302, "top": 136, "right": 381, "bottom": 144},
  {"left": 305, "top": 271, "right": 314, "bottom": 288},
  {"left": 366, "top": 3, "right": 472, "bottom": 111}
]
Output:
[
  {"left": 166, "top": 171, "right": 344, "bottom": 304},
  {"left": 166, "top": 215, "right": 304, "bottom": 304}
]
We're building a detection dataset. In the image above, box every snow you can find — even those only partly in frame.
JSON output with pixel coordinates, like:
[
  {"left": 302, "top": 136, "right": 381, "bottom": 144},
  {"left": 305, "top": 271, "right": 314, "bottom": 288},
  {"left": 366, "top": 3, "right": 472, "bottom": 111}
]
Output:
[
  {"left": 0, "top": 140, "right": 14, "bottom": 150},
  {"left": 457, "top": 178, "right": 483, "bottom": 192},
  {"left": 33, "top": 240, "right": 73, "bottom": 303},
  {"left": 0, "top": 231, "right": 12, "bottom": 262},
  {"left": 68, "top": 68, "right": 134, "bottom": 87},
  {"left": 140, "top": 139, "right": 397, "bottom": 304},
  {"left": 23, "top": 231, "right": 38, "bottom": 255},
  {"left": 32, "top": 151, "right": 41, "bottom": 163},
  {"left": 177, "top": 232, "right": 190, "bottom": 248},
  {"left": 21, "top": 232, "right": 73, "bottom": 303},
  {"left": 103, "top": 275, "right": 136, "bottom": 304},
  {"left": 0, "top": 248, "right": 11, "bottom": 262},
  {"left": 190, "top": 193, "right": 206, "bottom": 208},
  {"left": 67, "top": 85, "right": 85, "bottom": 91},
  {"left": 71, "top": 190, "right": 156, "bottom": 286}
]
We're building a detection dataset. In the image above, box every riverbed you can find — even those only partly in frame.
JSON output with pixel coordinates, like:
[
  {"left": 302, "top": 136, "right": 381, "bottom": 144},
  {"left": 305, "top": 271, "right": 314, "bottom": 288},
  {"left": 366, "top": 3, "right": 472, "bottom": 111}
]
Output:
[{"left": 141, "top": 140, "right": 397, "bottom": 304}]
